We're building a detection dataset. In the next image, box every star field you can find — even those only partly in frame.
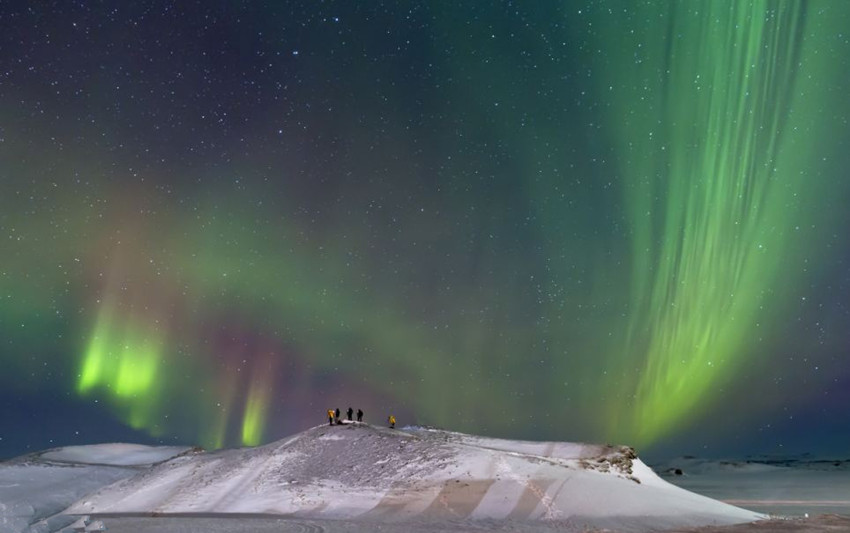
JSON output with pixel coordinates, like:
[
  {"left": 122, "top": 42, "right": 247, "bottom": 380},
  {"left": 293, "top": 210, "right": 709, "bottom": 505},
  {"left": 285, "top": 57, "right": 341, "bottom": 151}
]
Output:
[{"left": 1, "top": 1, "right": 849, "bottom": 460}]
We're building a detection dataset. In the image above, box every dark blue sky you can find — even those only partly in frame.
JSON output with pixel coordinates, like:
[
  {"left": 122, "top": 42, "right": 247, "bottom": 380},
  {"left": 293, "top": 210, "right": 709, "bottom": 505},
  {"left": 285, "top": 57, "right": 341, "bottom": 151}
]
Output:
[{"left": 1, "top": 1, "right": 849, "bottom": 461}]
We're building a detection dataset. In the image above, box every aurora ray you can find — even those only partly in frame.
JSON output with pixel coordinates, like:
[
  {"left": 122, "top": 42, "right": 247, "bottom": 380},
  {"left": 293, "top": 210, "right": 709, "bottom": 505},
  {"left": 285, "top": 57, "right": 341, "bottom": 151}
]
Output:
[
  {"left": 592, "top": 1, "right": 847, "bottom": 445},
  {"left": 1, "top": 1, "right": 848, "bottom": 459}
]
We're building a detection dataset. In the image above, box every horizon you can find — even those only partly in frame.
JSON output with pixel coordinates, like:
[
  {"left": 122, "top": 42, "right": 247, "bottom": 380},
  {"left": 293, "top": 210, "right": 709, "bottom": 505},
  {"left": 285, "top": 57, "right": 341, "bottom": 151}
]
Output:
[{"left": 2, "top": 416, "right": 847, "bottom": 464}]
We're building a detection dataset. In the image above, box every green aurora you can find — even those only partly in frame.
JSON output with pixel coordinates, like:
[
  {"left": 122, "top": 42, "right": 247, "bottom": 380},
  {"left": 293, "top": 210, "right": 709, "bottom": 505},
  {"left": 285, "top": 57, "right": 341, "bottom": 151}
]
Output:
[
  {"left": 2, "top": 1, "right": 849, "bottom": 455},
  {"left": 593, "top": 1, "right": 845, "bottom": 444}
]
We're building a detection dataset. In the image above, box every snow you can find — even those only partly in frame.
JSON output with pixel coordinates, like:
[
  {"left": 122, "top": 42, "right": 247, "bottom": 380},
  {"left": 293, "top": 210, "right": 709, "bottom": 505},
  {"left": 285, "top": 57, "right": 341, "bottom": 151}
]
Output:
[
  {"left": 61, "top": 424, "right": 762, "bottom": 532},
  {"left": 657, "top": 456, "right": 850, "bottom": 517},
  {"left": 20, "top": 428, "right": 844, "bottom": 532},
  {"left": 40, "top": 443, "right": 190, "bottom": 466},
  {"left": 0, "top": 444, "right": 189, "bottom": 533}
]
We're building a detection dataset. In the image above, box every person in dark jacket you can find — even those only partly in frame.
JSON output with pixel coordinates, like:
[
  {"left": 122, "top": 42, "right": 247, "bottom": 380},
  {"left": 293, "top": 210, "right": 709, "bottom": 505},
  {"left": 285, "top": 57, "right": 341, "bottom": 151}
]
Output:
[
  {"left": 347, "top": 407, "right": 353, "bottom": 421},
  {"left": 335, "top": 408, "right": 341, "bottom": 424},
  {"left": 356, "top": 409, "right": 363, "bottom": 422}
]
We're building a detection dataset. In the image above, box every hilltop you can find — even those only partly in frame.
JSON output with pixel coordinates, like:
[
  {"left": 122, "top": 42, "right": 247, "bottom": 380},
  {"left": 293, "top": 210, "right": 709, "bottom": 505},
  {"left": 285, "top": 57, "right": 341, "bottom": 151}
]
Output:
[{"left": 60, "top": 423, "right": 761, "bottom": 531}]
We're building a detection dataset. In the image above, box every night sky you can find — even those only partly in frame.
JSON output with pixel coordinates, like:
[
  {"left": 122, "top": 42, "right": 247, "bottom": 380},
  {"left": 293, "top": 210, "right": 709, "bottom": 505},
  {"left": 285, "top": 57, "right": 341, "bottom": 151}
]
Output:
[{"left": 2, "top": 1, "right": 849, "bottom": 461}]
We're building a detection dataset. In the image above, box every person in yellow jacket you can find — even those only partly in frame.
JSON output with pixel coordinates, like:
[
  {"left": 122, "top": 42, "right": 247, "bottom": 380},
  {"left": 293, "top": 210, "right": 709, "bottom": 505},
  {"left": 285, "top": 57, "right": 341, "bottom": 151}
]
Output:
[
  {"left": 388, "top": 415, "right": 396, "bottom": 429},
  {"left": 327, "top": 409, "right": 335, "bottom": 426}
]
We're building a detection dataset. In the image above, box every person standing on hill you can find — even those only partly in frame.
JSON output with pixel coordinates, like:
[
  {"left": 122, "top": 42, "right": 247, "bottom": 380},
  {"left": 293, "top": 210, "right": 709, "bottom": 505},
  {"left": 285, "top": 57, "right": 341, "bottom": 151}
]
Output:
[
  {"left": 388, "top": 415, "right": 396, "bottom": 429},
  {"left": 335, "top": 408, "right": 341, "bottom": 424},
  {"left": 356, "top": 408, "right": 363, "bottom": 422},
  {"left": 347, "top": 407, "right": 353, "bottom": 421},
  {"left": 327, "top": 409, "right": 334, "bottom": 426}
]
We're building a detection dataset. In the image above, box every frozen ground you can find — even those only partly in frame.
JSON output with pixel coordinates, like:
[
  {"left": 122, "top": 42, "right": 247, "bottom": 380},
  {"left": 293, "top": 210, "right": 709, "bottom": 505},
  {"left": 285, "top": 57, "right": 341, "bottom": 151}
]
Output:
[
  {"left": 71, "top": 513, "right": 850, "bottom": 533},
  {"left": 657, "top": 456, "right": 850, "bottom": 517},
  {"left": 60, "top": 423, "right": 759, "bottom": 532},
  {"left": 6, "top": 425, "right": 849, "bottom": 533},
  {"left": 0, "top": 444, "right": 190, "bottom": 533},
  {"left": 666, "top": 514, "right": 850, "bottom": 532}
]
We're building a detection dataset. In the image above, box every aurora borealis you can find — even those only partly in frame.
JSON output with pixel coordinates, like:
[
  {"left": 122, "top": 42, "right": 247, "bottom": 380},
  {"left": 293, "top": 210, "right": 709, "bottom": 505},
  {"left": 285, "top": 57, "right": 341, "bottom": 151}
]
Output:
[{"left": 2, "top": 1, "right": 849, "bottom": 459}]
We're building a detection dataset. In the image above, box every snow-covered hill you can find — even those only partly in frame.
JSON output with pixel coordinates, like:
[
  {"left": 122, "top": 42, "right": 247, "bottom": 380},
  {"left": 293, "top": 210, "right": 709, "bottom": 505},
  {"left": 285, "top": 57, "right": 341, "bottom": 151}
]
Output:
[
  {"left": 0, "top": 443, "right": 190, "bottom": 533},
  {"left": 63, "top": 423, "right": 762, "bottom": 531}
]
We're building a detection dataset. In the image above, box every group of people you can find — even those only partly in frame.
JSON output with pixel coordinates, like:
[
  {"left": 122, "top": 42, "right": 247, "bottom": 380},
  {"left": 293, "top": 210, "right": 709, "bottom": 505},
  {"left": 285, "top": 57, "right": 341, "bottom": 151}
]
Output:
[
  {"left": 327, "top": 407, "right": 363, "bottom": 425},
  {"left": 325, "top": 407, "right": 396, "bottom": 429}
]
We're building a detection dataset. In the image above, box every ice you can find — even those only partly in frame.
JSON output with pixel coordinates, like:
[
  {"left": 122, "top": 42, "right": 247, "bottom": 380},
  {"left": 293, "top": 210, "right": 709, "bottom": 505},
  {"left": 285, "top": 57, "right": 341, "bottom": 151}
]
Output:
[{"left": 656, "top": 456, "right": 850, "bottom": 517}]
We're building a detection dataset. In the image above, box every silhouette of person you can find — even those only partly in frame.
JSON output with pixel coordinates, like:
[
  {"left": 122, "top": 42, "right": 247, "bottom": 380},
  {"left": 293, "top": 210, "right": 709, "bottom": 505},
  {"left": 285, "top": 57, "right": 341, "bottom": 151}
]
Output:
[
  {"left": 335, "top": 408, "right": 341, "bottom": 424},
  {"left": 347, "top": 407, "right": 353, "bottom": 421},
  {"left": 327, "top": 409, "right": 334, "bottom": 426},
  {"left": 356, "top": 409, "right": 363, "bottom": 422}
]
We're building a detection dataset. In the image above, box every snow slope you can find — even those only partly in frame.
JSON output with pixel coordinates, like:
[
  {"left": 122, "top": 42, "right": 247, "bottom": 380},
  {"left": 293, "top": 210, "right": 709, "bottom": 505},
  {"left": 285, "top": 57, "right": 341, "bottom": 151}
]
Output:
[
  {"left": 65, "top": 424, "right": 762, "bottom": 531},
  {"left": 0, "top": 443, "right": 190, "bottom": 533}
]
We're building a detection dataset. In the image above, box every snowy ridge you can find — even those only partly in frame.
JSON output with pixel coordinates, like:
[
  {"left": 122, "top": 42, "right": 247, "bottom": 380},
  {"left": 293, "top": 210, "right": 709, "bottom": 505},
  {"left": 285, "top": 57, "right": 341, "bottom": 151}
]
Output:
[{"left": 65, "top": 424, "right": 763, "bottom": 530}]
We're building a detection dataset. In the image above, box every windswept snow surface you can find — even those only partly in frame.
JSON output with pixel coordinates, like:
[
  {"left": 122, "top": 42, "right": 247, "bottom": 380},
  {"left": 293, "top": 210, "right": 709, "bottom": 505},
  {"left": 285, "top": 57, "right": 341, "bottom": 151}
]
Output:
[
  {"left": 657, "top": 456, "right": 850, "bottom": 516},
  {"left": 66, "top": 424, "right": 762, "bottom": 532},
  {"left": 40, "top": 443, "right": 190, "bottom": 467},
  {"left": 0, "top": 443, "right": 190, "bottom": 533}
]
